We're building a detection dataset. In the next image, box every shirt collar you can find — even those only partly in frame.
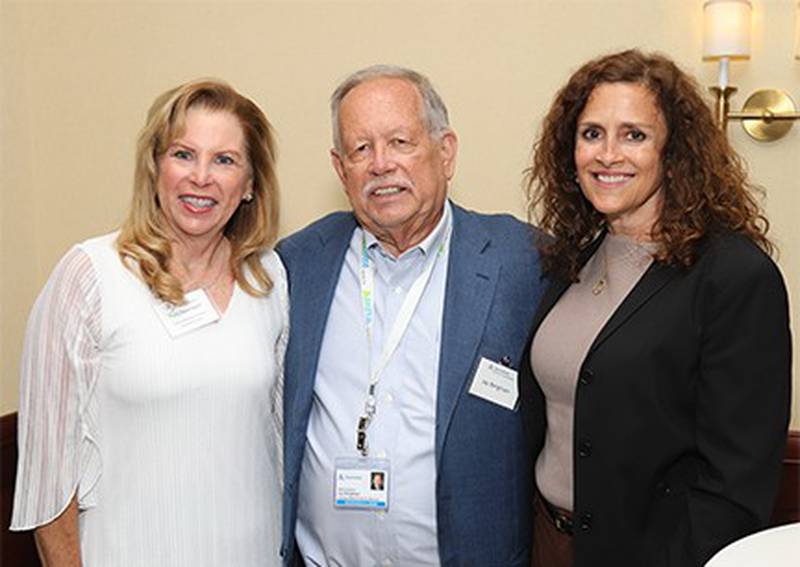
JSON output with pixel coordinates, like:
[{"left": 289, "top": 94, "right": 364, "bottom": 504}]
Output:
[{"left": 363, "top": 200, "right": 452, "bottom": 260}]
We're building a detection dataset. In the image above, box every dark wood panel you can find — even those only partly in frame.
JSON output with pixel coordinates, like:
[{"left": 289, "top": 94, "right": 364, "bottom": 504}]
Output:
[
  {"left": 771, "top": 429, "right": 800, "bottom": 526},
  {"left": 1, "top": 412, "right": 40, "bottom": 567}
]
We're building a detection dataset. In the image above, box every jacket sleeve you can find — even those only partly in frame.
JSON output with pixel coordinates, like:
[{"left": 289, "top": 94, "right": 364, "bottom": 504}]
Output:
[{"left": 669, "top": 241, "right": 792, "bottom": 564}]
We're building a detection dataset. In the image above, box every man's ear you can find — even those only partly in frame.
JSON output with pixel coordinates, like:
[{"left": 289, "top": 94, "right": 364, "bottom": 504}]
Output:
[
  {"left": 331, "top": 149, "right": 348, "bottom": 185},
  {"left": 439, "top": 130, "right": 458, "bottom": 180}
]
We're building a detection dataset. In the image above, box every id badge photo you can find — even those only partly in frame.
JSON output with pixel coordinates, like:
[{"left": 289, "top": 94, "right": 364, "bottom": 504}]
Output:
[{"left": 333, "top": 457, "right": 390, "bottom": 511}]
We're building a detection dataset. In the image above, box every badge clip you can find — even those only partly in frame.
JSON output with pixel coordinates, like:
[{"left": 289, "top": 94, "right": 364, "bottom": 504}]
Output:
[{"left": 357, "top": 415, "right": 370, "bottom": 456}]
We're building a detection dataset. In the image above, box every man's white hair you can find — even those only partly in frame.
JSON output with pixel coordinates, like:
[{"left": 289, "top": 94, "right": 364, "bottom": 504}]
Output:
[{"left": 330, "top": 64, "right": 451, "bottom": 153}]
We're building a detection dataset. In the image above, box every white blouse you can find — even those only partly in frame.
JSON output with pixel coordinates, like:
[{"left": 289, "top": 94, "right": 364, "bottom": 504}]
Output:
[{"left": 11, "top": 232, "right": 288, "bottom": 566}]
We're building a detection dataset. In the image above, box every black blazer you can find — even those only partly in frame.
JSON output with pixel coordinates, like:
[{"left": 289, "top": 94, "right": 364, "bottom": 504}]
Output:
[{"left": 521, "top": 232, "right": 792, "bottom": 566}]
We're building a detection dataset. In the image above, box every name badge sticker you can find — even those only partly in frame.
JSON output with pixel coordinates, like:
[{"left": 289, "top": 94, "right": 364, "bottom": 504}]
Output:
[
  {"left": 153, "top": 289, "right": 220, "bottom": 338},
  {"left": 333, "top": 457, "right": 390, "bottom": 510},
  {"left": 468, "top": 356, "right": 519, "bottom": 410}
]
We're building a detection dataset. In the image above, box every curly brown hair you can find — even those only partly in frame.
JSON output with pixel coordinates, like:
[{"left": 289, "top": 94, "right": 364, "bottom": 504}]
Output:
[{"left": 526, "top": 49, "right": 771, "bottom": 281}]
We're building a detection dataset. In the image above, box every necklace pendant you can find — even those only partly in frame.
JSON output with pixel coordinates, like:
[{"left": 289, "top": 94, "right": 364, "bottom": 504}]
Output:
[{"left": 592, "top": 278, "right": 606, "bottom": 296}]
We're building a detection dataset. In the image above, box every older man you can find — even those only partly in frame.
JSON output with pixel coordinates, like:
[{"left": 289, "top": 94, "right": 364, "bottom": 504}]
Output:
[{"left": 278, "top": 65, "right": 546, "bottom": 566}]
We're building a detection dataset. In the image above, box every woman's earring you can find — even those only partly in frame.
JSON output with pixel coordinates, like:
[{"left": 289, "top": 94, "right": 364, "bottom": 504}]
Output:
[{"left": 243, "top": 193, "right": 254, "bottom": 203}]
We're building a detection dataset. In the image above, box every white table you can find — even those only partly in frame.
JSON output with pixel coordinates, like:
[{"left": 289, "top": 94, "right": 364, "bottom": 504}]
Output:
[{"left": 705, "top": 522, "right": 800, "bottom": 566}]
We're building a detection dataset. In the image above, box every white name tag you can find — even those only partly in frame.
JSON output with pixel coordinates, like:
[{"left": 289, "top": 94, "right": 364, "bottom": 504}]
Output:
[
  {"left": 334, "top": 458, "right": 390, "bottom": 510},
  {"left": 153, "top": 289, "right": 220, "bottom": 338},
  {"left": 468, "top": 357, "right": 519, "bottom": 410}
]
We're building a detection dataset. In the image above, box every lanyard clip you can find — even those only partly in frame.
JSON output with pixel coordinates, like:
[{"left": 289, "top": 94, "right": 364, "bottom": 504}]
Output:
[{"left": 357, "top": 415, "right": 371, "bottom": 456}]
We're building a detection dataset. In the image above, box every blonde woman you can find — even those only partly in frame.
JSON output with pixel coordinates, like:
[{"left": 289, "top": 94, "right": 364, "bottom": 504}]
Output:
[{"left": 11, "top": 79, "right": 287, "bottom": 566}]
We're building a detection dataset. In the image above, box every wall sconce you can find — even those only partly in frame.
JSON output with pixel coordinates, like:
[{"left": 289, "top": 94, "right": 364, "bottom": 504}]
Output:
[{"left": 703, "top": 0, "right": 800, "bottom": 141}]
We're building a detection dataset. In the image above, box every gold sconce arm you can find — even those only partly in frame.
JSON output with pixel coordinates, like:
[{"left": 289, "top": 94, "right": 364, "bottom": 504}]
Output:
[{"left": 711, "top": 87, "right": 800, "bottom": 141}]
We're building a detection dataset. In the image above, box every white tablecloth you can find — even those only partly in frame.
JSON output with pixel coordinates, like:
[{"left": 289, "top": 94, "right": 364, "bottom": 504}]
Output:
[{"left": 705, "top": 522, "right": 800, "bottom": 566}]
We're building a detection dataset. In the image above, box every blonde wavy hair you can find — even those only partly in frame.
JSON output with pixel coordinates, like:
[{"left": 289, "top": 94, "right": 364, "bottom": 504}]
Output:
[{"left": 117, "top": 79, "right": 279, "bottom": 304}]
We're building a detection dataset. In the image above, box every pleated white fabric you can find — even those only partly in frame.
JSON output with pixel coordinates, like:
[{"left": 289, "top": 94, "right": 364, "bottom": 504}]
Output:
[{"left": 11, "top": 232, "right": 287, "bottom": 567}]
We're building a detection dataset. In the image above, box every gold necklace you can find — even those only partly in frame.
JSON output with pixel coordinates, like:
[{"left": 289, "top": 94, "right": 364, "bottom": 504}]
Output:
[
  {"left": 591, "top": 277, "right": 606, "bottom": 296},
  {"left": 591, "top": 242, "right": 609, "bottom": 296}
]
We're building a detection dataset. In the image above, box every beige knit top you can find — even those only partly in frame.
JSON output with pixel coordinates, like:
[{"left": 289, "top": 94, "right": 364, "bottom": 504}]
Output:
[{"left": 531, "top": 233, "right": 656, "bottom": 511}]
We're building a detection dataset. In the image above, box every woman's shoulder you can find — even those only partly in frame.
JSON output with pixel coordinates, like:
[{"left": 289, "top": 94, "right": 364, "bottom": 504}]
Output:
[
  {"left": 698, "top": 231, "right": 784, "bottom": 288},
  {"left": 701, "top": 231, "right": 775, "bottom": 266},
  {"left": 72, "top": 230, "right": 121, "bottom": 261},
  {"left": 255, "top": 248, "right": 288, "bottom": 305},
  {"left": 257, "top": 248, "right": 286, "bottom": 282},
  {"left": 47, "top": 231, "right": 119, "bottom": 284}
]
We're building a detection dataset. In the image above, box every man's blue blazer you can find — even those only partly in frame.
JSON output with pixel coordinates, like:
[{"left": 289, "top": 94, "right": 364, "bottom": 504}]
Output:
[{"left": 277, "top": 202, "right": 547, "bottom": 566}]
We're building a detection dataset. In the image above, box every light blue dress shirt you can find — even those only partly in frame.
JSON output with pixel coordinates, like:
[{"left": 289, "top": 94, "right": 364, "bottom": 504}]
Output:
[{"left": 295, "top": 203, "right": 452, "bottom": 567}]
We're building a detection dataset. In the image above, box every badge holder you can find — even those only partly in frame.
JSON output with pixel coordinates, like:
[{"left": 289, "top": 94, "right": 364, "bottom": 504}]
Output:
[
  {"left": 467, "top": 356, "right": 519, "bottom": 411},
  {"left": 333, "top": 457, "right": 390, "bottom": 511}
]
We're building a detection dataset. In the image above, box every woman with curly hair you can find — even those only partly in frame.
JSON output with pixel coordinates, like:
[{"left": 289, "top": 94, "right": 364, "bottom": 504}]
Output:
[
  {"left": 522, "top": 49, "right": 791, "bottom": 566},
  {"left": 11, "top": 79, "right": 287, "bottom": 566}
]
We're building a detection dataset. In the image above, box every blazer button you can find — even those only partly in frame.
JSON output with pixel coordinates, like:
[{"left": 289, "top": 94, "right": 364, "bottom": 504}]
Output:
[
  {"left": 578, "top": 439, "right": 592, "bottom": 458},
  {"left": 580, "top": 512, "right": 593, "bottom": 531},
  {"left": 579, "top": 369, "right": 594, "bottom": 385}
]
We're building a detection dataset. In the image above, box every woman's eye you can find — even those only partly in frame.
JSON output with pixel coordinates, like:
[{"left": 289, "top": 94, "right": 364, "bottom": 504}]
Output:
[
  {"left": 172, "top": 149, "right": 192, "bottom": 160},
  {"left": 627, "top": 130, "right": 647, "bottom": 142},
  {"left": 216, "top": 154, "right": 235, "bottom": 165},
  {"left": 580, "top": 128, "right": 601, "bottom": 141}
]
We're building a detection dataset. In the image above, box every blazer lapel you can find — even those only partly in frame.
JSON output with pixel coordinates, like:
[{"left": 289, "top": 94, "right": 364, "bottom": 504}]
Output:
[
  {"left": 526, "top": 277, "right": 570, "bottom": 343},
  {"left": 587, "top": 260, "right": 676, "bottom": 355},
  {"left": 436, "top": 205, "right": 500, "bottom": 464},
  {"left": 528, "top": 232, "right": 678, "bottom": 357},
  {"left": 288, "top": 215, "right": 357, "bottom": 433}
]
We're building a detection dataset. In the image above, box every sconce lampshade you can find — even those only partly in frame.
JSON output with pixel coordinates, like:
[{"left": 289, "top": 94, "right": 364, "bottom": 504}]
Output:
[{"left": 703, "top": 0, "right": 752, "bottom": 60}]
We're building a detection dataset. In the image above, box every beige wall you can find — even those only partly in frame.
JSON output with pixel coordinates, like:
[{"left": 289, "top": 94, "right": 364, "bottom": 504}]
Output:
[{"left": 2, "top": 0, "right": 798, "bottom": 428}]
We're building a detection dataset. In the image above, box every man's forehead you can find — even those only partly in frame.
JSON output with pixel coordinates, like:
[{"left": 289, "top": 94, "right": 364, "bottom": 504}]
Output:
[
  {"left": 340, "top": 78, "right": 422, "bottom": 118},
  {"left": 338, "top": 79, "right": 427, "bottom": 148}
]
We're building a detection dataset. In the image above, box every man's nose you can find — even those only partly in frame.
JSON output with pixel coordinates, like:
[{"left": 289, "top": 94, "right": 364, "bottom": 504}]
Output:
[{"left": 368, "top": 144, "right": 397, "bottom": 176}]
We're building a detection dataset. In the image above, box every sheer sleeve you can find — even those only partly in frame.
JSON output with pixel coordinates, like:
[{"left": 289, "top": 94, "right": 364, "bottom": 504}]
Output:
[
  {"left": 11, "top": 245, "right": 103, "bottom": 530},
  {"left": 267, "top": 250, "right": 289, "bottom": 491}
]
